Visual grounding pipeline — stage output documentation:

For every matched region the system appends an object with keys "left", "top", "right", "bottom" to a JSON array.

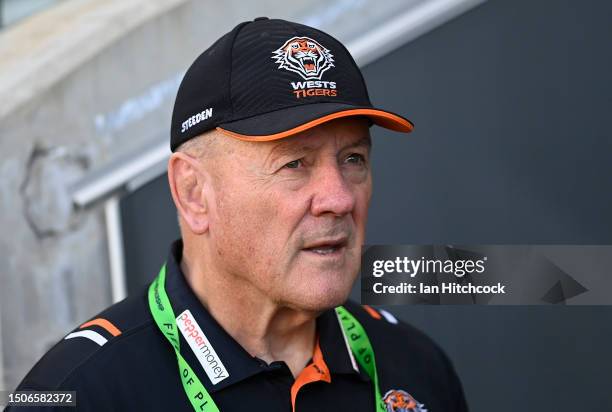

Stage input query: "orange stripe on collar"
[
  {"left": 362, "top": 305, "right": 382, "bottom": 320},
  {"left": 290, "top": 336, "right": 331, "bottom": 412}
]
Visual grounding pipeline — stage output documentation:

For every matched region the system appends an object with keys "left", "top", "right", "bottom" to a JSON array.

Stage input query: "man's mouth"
[{"left": 302, "top": 238, "right": 348, "bottom": 256}]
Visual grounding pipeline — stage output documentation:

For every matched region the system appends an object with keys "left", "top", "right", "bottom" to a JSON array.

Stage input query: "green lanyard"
[{"left": 148, "top": 264, "right": 385, "bottom": 412}]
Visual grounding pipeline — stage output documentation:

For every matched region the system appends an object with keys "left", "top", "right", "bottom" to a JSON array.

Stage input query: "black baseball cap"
[{"left": 170, "top": 17, "right": 413, "bottom": 151}]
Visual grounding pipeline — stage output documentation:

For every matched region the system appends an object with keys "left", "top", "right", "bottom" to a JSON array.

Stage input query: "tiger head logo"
[
  {"left": 271, "top": 36, "right": 334, "bottom": 80},
  {"left": 383, "top": 389, "right": 428, "bottom": 412}
]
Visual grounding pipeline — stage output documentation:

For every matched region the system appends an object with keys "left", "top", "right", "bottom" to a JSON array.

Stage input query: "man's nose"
[{"left": 310, "top": 164, "right": 356, "bottom": 217}]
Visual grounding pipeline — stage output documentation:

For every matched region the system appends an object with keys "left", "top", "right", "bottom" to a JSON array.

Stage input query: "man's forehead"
[{"left": 265, "top": 119, "right": 371, "bottom": 155}]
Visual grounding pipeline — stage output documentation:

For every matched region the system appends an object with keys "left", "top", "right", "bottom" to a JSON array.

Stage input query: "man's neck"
[{"left": 180, "top": 251, "right": 318, "bottom": 378}]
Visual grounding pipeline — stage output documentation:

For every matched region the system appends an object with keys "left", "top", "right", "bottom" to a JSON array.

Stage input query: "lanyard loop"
[
  {"left": 148, "top": 264, "right": 384, "bottom": 411},
  {"left": 149, "top": 265, "right": 220, "bottom": 412},
  {"left": 334, "top": 306, "right": 386, "bottom": 412}
]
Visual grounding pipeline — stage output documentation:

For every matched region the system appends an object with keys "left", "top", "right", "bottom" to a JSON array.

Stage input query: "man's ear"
[{"left": 167, "top": 152, "right": 211, "bottom": 235}]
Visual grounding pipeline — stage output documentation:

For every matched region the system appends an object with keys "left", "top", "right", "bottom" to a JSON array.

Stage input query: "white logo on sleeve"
[{"left": 176, "top": 309, "right": 229, "bottom": 384}]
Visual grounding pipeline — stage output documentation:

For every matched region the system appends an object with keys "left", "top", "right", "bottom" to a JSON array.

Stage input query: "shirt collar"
[{"left": 163, "top": 240, "right": 368, "bottom": 393}]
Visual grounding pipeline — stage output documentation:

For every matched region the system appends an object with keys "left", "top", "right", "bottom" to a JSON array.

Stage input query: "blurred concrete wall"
[{"left": 0, "top": 0, "right": 320, "bottom": 391}]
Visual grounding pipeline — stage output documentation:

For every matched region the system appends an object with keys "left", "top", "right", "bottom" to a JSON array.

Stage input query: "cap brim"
[{"left": 216, "top": 103, "right": 413, "bottom": 141}]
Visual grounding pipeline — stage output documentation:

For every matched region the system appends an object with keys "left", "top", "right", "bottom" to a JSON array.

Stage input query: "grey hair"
[{"left": 175, "top": 129, "right": 224, "bottom": 159}]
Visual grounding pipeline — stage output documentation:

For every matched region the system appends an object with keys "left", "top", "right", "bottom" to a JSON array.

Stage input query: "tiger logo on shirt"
[
  {"left": 271, "top": 36, "right": 334, "bottom": 80},
  {"left": 383, "top": 389, "right": 428, "bottom": 412}
]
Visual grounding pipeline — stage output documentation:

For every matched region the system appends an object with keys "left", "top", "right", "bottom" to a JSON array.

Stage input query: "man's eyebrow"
[
  {"left": 341, "top": 136, "right": 372, "bottom": 151},
  {"left": 265, "top": 142, "right": 316, "bottom": 164},
  {"left": 265, "top": 135, "right": 372, "bottom": 165}
]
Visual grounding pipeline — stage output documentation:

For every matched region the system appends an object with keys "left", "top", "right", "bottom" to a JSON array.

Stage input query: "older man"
[{"left": 7, "top": 18, "right": 467, "bottom": 412}]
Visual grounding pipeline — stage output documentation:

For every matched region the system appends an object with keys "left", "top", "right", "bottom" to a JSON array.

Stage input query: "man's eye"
[
  {"left": 345, "top": 153, "right": 366, "bottom": 165},
  {"left": 284, "top": 159, "right": 302, "bottom": 169}
]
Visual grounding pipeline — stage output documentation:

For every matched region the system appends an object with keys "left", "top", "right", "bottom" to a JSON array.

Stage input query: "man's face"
[{"left": 206, "top": 118, "right": 372, "bottom": 312}]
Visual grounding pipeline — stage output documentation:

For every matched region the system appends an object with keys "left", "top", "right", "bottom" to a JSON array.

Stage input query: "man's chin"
[{"left": 285, "top": 286, "right": 354, "bottom": 313}]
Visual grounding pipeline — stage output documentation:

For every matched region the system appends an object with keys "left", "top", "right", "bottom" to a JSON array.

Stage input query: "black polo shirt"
[{"left": 6, "top": 241, "right": 468, "bottom": 412}]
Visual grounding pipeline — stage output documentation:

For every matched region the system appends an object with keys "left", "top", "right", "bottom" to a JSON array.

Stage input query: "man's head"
[
  {"left": 168, "top": 17, "right": 413, "bottom": 312},
  {"left": 169, "top": 117, "right": 371, "bottom": 311}
]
